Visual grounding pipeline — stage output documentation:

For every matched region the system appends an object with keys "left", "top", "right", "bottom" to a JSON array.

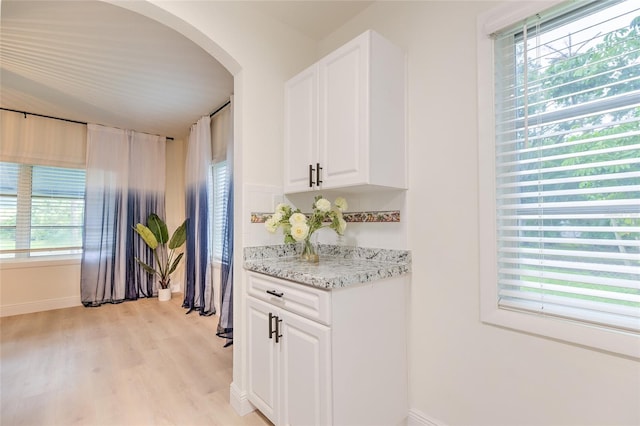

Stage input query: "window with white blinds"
[
  {"left": 0, "top": 162, "right": 85, "bottom": 258},
  {"left": 493, "top": 0, "right": 639, "bottom": 333},
  {"left": 209, "top": 160, "right": 228, "bottom": 261}
]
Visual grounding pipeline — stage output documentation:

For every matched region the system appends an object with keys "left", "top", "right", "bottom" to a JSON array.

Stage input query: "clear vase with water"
[{"left": 301, "top": 233, "right": 319, "bottom": 263}]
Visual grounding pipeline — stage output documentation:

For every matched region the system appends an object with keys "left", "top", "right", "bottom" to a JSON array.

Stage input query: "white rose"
[
  {"left": 272, "top": 211, "right": 283, "bottom": 222},
  {"left": 265, "top": 216, "right": 278, "bottom": 233},
  {"left": 334, "top": 197, "right": 348, "bottom": 212},
  {"left": 289, "top": 212, "right": 307, "bottom": 225},
  {"left": 315, "top": 198, "right": 331, "bottom": 212},
  {"left": 275, "top": 203, "right": 287, "bottom": 214},
  {"left": 290, "top": 222, "right": 309, "bottom": 242}
]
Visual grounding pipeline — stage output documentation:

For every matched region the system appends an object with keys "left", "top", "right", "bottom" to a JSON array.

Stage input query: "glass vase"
[{"left": 301, "top": 234, "right": 319, "bottom": 263}]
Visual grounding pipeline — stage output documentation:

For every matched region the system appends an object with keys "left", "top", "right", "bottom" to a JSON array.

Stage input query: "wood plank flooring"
[{"left": 0, "top": 295, "right": 271, "bottom": 426}]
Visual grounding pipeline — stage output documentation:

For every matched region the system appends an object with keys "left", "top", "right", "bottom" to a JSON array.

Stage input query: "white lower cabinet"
[
  {"left": 247, "top": 297, "right": 279, "bottom": 422},
  {"left": 248, "top": 296, "right": 331, "bottom": 425},
  {"left": 246, "top": 271, "right": 408, "bottom": 426},
  {"left": 281, "top": 305, "right": 333, "bottom": 425}
]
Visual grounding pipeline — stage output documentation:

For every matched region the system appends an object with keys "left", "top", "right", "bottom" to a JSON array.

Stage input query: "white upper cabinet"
[
  {"left": 284, "top": 30, "right": 406, "bottom": 194},
  {"left": 284, "top": 66, "right": 318, "bottom": 191}
]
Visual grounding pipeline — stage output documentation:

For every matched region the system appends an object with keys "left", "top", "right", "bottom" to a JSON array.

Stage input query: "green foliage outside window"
[{"left": 499, "top": 3, "right": 640, "bottom": 317}]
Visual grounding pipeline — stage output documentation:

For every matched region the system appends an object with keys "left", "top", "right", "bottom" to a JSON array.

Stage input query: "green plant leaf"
[
  {"left": 135, "top": 257, "right": 157, "bottom": 276},
  {"left": 168, "top": 252, "right": 184, "bottom": 275},
  {"left": 168, "top": 219, "right": 188, "bottom": 249},
  {"left": 134, "top": 224, "right": 158, "bottom": 249},
  {"left": 147, "top": 213, "right": 169, "bottom": 244}
]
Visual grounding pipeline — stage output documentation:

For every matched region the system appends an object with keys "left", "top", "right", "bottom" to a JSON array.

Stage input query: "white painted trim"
[
  {"left": 407, "top": 409, "right": 446, "bottom": 426},
  {"left": 230, "top": 381, "right": 255, "bottom": 416},
  {"left": 0, "top": 256, "right": 81, "bottom": 270},
  {"left": 477, "top": 1, "right": 640, "bottom": 360},
  {"left": 479, "top": 0, "right": 565, "bottom": 35},
  {"left": 0, "top": 296, "right": 81, "bottom": 317}
]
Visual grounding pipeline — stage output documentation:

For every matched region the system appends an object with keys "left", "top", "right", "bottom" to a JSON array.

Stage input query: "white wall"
[
  {"left": 0, "top": 258, "right": 81, "bottom": 316},
  {"left": 316, "top": 2, "right": 640, "bottom": 425}
]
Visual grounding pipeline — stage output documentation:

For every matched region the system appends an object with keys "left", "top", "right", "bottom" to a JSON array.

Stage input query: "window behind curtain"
[
  {"left": 209, "top": 160, "right": 228, "bottom": 261},
  {"left": 493, "top": 0, "right": 639, "bottom": 332},
  {"left": 0, "top": 162, "right": 85, "bottom": 258}
]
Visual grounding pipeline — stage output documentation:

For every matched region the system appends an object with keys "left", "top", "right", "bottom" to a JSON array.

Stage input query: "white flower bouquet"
[{"left": 265, "top": 195, "right": 348, "bottom": 260}]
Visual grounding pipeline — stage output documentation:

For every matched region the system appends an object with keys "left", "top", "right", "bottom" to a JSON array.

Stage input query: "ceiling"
[
  {"left": 0, "top": 1, "right": 372, "bottom": 140},
  {"left": 246, "top": 1, "right": 373, "bottom": 40}
]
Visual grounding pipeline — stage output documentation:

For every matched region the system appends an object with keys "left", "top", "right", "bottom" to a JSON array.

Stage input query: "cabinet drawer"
[{"left": 247, "top": 272, "right": 331, "bottom": 325}]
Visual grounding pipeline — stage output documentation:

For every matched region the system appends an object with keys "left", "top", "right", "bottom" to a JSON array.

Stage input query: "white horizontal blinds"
[
  {"left": 210, "top": 161, "right": 228, "bottom": 261},
  {"left": 0, "top": 163, "right": 20, "bottom": 255},
  {"left": 31, "top": 165, "right": 85, "bottom": 255},
  {"left": 0, "top": 162, "right": 85, "bottom": 258},
  {"left": 494, "top": 0, "right": 640, "bottom": 332}
]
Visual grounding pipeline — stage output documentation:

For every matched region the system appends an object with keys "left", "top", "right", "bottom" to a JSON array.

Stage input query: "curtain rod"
[
  {"left": 0, "top": 107, "right": 174, "bottom": 141},
  {"left": 210, "top": 100, "right": 231, "bottom": 118}
]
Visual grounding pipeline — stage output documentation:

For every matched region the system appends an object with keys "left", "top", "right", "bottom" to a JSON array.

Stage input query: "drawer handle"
[{"left": 266, "top": 290, "right": 284, "bottom": 298}]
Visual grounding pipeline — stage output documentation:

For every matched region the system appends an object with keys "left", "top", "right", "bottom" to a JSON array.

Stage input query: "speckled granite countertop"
[{"left": 243, "top": 244, "right": 411, "bottom": 289}]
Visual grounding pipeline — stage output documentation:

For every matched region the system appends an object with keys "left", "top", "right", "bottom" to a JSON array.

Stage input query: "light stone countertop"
[{"left": 243, "top": 244, "right": 411, "bottom": 289}]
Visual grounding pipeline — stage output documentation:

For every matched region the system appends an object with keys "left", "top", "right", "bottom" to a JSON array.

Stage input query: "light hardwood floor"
[{"left": 0, "top": 295, "right": 272, "bottom": 426}]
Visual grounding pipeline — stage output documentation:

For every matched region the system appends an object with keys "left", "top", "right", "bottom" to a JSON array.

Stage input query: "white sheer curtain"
[
  {"left": 214, "top": 103, "right": 234, "bottom": 346},
  {"left": 81, "top": 124, "right": 165, "bottom": 306},
  {"left": 183, "top": 115, "right": 215, "bottom": 315}
]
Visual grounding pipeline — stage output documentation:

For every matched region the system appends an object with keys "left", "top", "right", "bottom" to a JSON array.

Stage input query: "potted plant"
[{"left": 134, "top": 213, "right": 187, "bottom": 301}]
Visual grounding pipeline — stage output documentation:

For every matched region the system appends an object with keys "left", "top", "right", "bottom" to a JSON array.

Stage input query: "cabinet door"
[
  {"left": 247, "top": 297, "right": 279, "bottom": 425},
  {"left": 284, "top": 65, "right": 318, "bottom": 193},
  {"left": 279, "top": 311, "right": 331, "bottom": 426},
  {"left": 318, "top": 33, "right": 369, "bottom": 189}
]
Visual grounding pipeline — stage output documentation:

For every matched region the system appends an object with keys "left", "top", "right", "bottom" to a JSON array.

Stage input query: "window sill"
[
  {"left": 0, "top": 255, "right": 81, "bottom": 270},
  {"left": 482, "top": 306, "right": 640, "bottom": 360}
]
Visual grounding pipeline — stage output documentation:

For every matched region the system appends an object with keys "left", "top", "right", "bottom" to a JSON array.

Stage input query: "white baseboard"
[
  {"left": 230, "top": 382, "right": 255, "bottom": 416},
  {"left": 408, "top": 409, "right": 446, "bottom": 426},
  {"left": 229, "top": 387, "right": 441, "bottom": 425},
  {"left": 0, "top": 296, "right": 81, "bottom": 317}
]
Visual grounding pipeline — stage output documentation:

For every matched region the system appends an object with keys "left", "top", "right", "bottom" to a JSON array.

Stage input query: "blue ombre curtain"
[
  {"left": 213, "top": 103, "right": 234, "bottom": 346},
  {"left": 81, "top": 124, "right": 165, "bottom": 306},
  {"left": 183, "top": 115, "right": 215, "bottom": 315},
  {"left": 126, "top": 132, "right": 166, "bottom": 299}
]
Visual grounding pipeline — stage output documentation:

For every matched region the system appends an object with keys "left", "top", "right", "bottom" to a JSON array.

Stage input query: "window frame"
[
  {"left": 477, "top": 0, "right": 640, "bottom": 359},
  {"left": 0, "top": 162, "right": 85, "bottom": 259}
]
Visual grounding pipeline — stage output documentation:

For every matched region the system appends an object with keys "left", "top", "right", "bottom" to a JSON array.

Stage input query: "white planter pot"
[{"left": 158, "top": 287, "right": 172, "bottom": 302}]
